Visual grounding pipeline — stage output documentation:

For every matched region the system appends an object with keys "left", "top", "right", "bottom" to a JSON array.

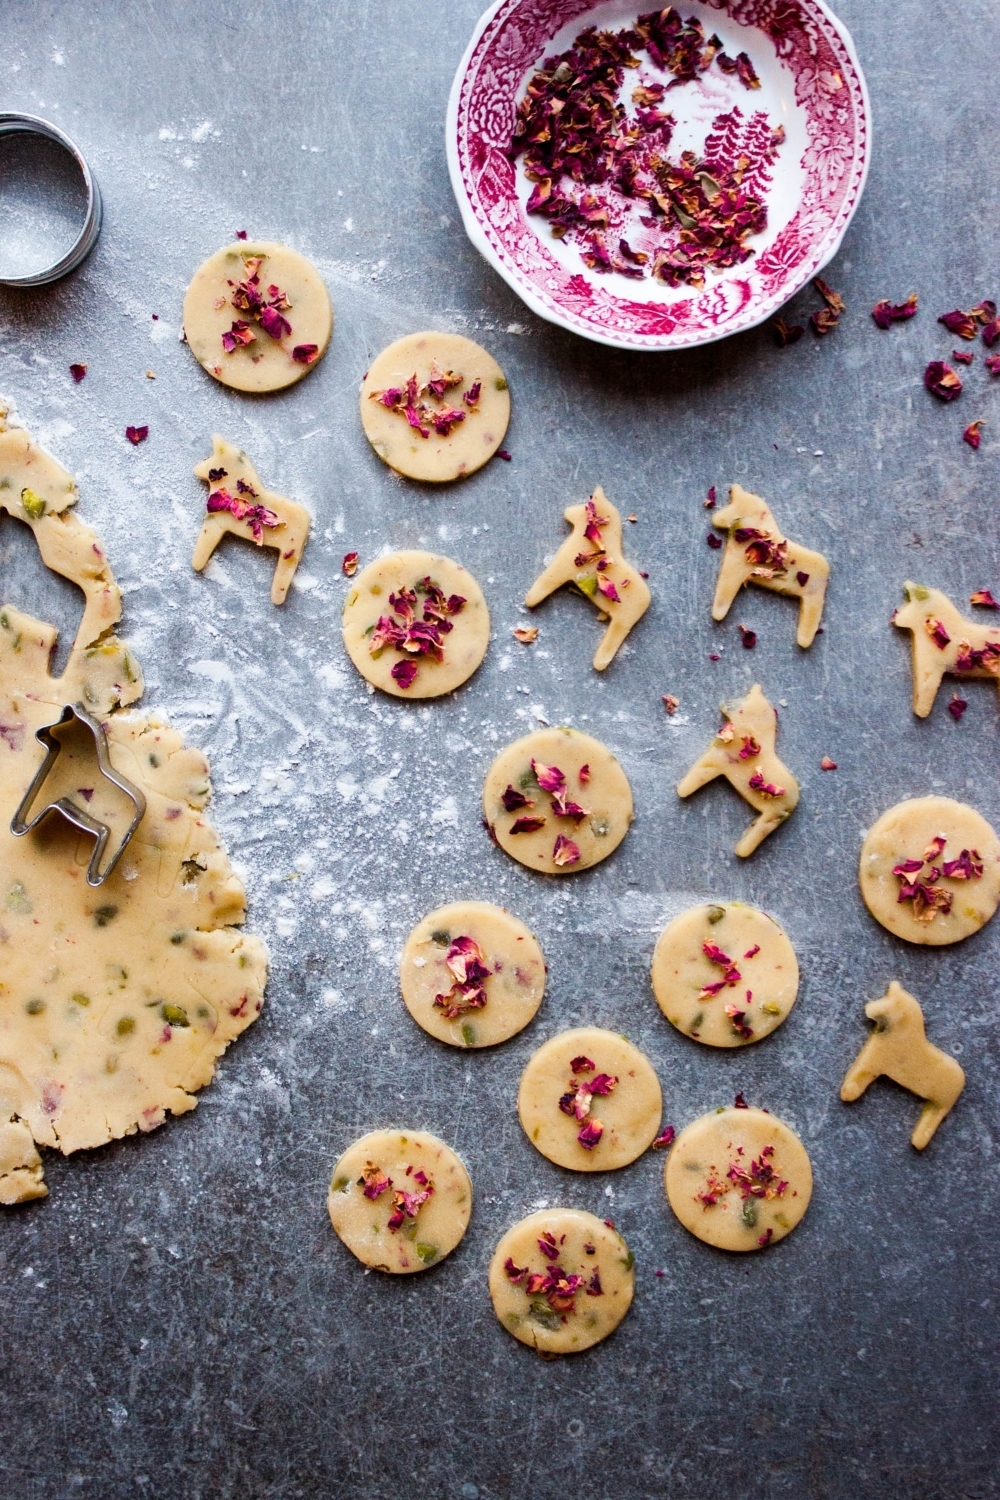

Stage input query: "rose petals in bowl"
[{"left": 447, "top": 0, "right": 871, "bottom": 351}]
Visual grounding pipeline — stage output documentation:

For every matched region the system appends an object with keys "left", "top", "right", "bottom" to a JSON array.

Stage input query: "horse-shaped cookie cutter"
[{"left": 10, "top": 703, "right": 146, "bottom": 886}]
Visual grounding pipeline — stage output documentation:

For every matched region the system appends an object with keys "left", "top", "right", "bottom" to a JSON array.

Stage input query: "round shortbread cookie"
[
  {"left": 400, "top": 901, "right": 546, "bottom": 1049},
  {"left": 859, "top": 796, "right": 1000, "bottom": 946},
  {"left": 183, "top": 241, "right": 332, "bottom": 392},
  {"left": 664, "top": 1105, "right": 812, "bottom": 1252},
  {"left": 327, "top": 1128, "right": 472, "bottom": 1274},
  {"left": 342, "top": 551, "right": 489, "bottom": 698},
  {"left": 360, "top": 332, "right": 509, "bottom": 482},
  {"left": 488, "top": 1209, "right": 635, "bottom": 1355},
  {"left": 651, "top": 902, "right": 798, "bottom": 1048},
  {"left": 517, "top": 1027, "right": 662, "bottom": 1171},
  {"left": 483, "top": 726, "right": 632, "bottom": 874}
]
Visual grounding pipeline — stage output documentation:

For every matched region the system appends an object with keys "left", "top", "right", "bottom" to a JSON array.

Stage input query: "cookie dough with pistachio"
[
  {"left": 342, "top": 550, "right": 489, "bottom": 698},
  {"left": 518, "top": 1027, "right": 662, "bottom": 1170},
  {"left": 859, "top": 796, "right": 1000, "bottom": 945},
  {"left": 400, "top": 901, "right": 546, "bottom": 1048},
  {"left": 327, "top": 1129, "right": 472, "bottom": 1273},
  {"left": 360, "top": 332, "right": 510, "bottom": 482},
  {"left": 0, "top": 408, "right": 268, "bottom": 1205},
  {"left": 651, "top": 902, "right": 798, "bottom": 1047},
  {"left": 183, "top": 241, "right": 332, "bottom": 393},
  {"left": 483, "top": 726, "right": 633, "bottom": 874},
  {"left": 489, "top": 1208, "right": 635, "bottom": 1354},
  {"left": 664, "top": 1104, "right": 812, "bottom": 1252},
  {"left": 192, "top": 435, "right": 310, "bottom": 606}
]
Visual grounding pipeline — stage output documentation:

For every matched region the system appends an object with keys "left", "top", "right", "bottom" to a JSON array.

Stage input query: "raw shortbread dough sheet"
[
  {"left": 342, "top": 550, "right": 489, "bottom": 698},
  {"left": 327, "top": 1128, "right": 472, "bottom": 1273},
  {"left": 489, "top": 1208, "right": 635, "bottom": 1354},
  {"left": 651, "top": 902, "right": 798, "bottom": 1047},
  {"left": 0, "top": 407, "right": 267, "bottom": 1204},
  {"left": 664, "top": 1105, "right": 812, "bottom": 1252},
  {"left": 483, "top": 726, "right": 633, "bottom": 874},
  {"left": 517, "top": 1027, "right": 661, "bottom": 1171},
  {"left": 183, "top": 241, "right": 332, "bottom": 393},
  {"left": 399, "top": 901, "right": 545, "bottom": 1048},
  {"left": 859, "top": 796, "right": 1000, "bottom": 945},
  {"left": 360, "top": 332, "right": 509, "bottom": 483}
]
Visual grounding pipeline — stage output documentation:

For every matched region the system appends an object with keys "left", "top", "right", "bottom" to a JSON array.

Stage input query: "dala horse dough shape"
[
  {"left": 524, "top": 488, "right": 650, "bottom": 670},
  {"left": 892, "top": 581, "right": 1000, "bottom": 716},
  {"left": 193, "top": 436, "right": 310, "bottom": 606},
  {"left": 840, "top": 981, "right": 965, "bottom": 1149},
  {"left": 710, "top": 484, "right": 829, "bottom": 647},
  {"left": 677, "top": 683, "right": 799, "bottom": 857}
]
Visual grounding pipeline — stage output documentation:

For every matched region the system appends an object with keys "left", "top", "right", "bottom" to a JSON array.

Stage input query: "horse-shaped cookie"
[
  {"left": 840, "top": 982, "right": 965, "bottom": 1149},
  {"left": 710, "top": 484, "right": 829, "bottom": 647},
  {"left": 524, "top": 488, "right": 650, "bottom": 670},
  {"left": 892, "top": 581, "right": 1000, "bottom": 716},
  {"left": 677, "top": 683, "right": 799, "bottom": 857},
  {"left": 193, "top": 436, "right": 310, "bottom": 605}
]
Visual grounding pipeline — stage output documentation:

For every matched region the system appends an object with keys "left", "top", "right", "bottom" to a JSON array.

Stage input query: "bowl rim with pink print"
[{"left": 446, "top": 0, "right": 871, "bottom": 351}]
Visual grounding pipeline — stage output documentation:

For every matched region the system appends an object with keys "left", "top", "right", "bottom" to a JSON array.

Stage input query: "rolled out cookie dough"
[
  {"left": 518, "top": 1027, "right": 662, "bottom": 1171},
  {"left": 342, "top": 550, "right": 489, "bottom": 698},
  {"left": 400, "top": 901, "right": 546, "bottom": 1048},
  {"left": 483, "top": 726, "right": 633, "bottom": 874},
  {"left": 183, "top": 241, "right": 332, "bottom": 393},
  {"left": 665, "top": 1105, "right": 812, "bottom": 1252},
  {"left": 193, "top": 435, "right": 310, "bottom": 606},
  {"left": 359, "top": 332, "right": 510, "bottom": 482},
  {"left": 327, "top": 1128, "right": 472, "bottom": 1273},
  {"left": 0, "top": 406, "right": 268, "bottom": 1205},
  {"left": 489, "top": 1208, "right": 635, "bottom": 1355},
  {"left": 892, "top": 581, "right": 1000, "bottom": 718},
  {"left": 651, "top": 902, "right": 798, "bottom": 1047},
  {"left": 859, "top": 796, "right": 1000, "bottom": 946}
]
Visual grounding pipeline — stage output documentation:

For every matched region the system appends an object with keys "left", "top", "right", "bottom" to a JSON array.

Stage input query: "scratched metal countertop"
[{"left": 1, "top": 3, "right": 998, "bottom": 1498}]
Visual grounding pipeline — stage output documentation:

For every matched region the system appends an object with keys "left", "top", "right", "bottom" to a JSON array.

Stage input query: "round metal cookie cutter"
[{"left": 0, "top": 113, "right": 102, "bottom": 286}]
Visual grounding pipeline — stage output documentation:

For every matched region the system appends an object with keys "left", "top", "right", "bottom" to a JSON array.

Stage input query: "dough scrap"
[
  {"left": 664, "top": 1105, "right": 812, "bottom": 1252},
  {"left": 840, "top": 982, "right": 965, "bottom": 1149},
  {"left": 859, "top": 796, "right": 1000, "bottom": 946},
  {"left": 183, "top": 241, "right": 332, "bottom": 393},
  {"left": 0, "top": 409, "right": 267, "bottom": 1204},
  {"left": 359, "top": 332, "right": 510, "bottom": 482},
  {"left": 517, "top": 1027, "right": 661, "bottom": 1171},
  {"left": 342, "top": 550, "right": 489, "bottom": 698},
  {"left": 399, "top": 901, "right": 545, "bottom": 1049},
  {"left": 488, "top": 1208, "right": 635, "bottom": 1355},
  {"left": 524, "top": 488, "right": 651, "bottom": 670},
  {"left": 192, "top": 435, "right": 310, "bottom": 606},
  {"left": 677, "top": 683, "right": 799, "bottom": 857},
  {"left": 710, "top": 484, "right": 829, "bottom": 647},
  {"left": 327, "top": 1128, "right": 472, "bottom": 1273},
  {"left": 892, "top": 581, "right": 1000, "bottom": 717},
  {"left": 483, "top": 726, "right": 633, "bottom": 874},
  {"left": 651, "top": 902, "right": 798, "bottom": 1047}
]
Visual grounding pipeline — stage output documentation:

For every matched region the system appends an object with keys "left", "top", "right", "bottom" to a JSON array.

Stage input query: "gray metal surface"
[{"left": 0, "top": 3, "right": 997, "bottom": 1497}]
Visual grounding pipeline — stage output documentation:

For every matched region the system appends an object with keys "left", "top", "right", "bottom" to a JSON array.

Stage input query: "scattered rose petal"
[
  {"left": 758, "top": 1228, "right": 773, "bottom": 1248},
  {"left": 738, "top": 624, "right": 756, "bottom": 649},
  {"left": 820, "top": 756, "right": 837, "bottom": 770},
  {"left": 577, "top": 1119, "right": 604, "bottom": 1149},
  {"left": 651, "top": 1125, "right": 676, "bottom": 1149},
  {"left": 948, "top": 695, "right": 968, "bottom": 722},
  {"left": 497, "top": 449, "right": 512, "bottom": 461},
  {"left": 235, "top": 229, "right": 248, "bottom": 240},
  {"left": 342, "top": 551, "right": 359, "bottom": 577},
  {"left": 734, "top": 1092, "right": 749, "bottom": 1108},
  {"left": 707, "top": 533, "right": 723, "bottom": 550},
  {"left": 813, "top": 277, "right": 845, "bottom": 315},
  {"left": 938, "top": 309, "right": 978, "bottom": 340},
  {"left": 810, "top": 307, "right": 839, "bottom": 336},
  {"left": 953, "top": 349, "right": 974, "bottom": 365},
  {"left": 513, "top": 626, "right": 538, "bottom": 644},
  {"left": 502, "top": 785, "right": 533, "bottom": 812},
  {"left": 924, "top": 361, "right": 962, "bottom": 401},
  {"left": 292, "top": 344, "right": 320, "bottom": 364},
  {"left": 69, "top": 362, "right": 87, "bottom": 382},
  {"left": 772, "top": 317, "right": 803, "bottom": 347},
  {"left": 663, "top": 694, "right": 679, "bottom": 715},
  {"left": 982, "top": 318, "right": 1000, "bottom": 348},
  {"left": 531, "top": 759, "right": 566, "bottom": 794},
  {"left": 871, "top": 294, "right": 917, "bottom": 329},
  {"left": 553, "top": 834, "right": 581, "bottom": 867},
  {"left": 390, "top": 659, "right": 418, "bottom": 690},
  {"left": 963, "top": 420, "right": 984, "bottom": 450},
  {"left": 748, "top": 771, "right": 784, "bottom": 797},
  {"left": 986, "top": 355, "right": 1000, "bottom": 376},
  {"left": 704, "top": 486, "right": 716, "bottom": 508},
  {"left": 596, "top": 575, "right": 621, "bottom": 602},
  {"left": 510, "top": 815, "right": 546, "bottom": 834},
  {"left": 125, "top": 425, "right": 148, "bottom": 445},
  {"left": 735, "top": 51, "right": 761, "bottom": 89},
  {"left": 578, "top": 765, "right": 590, "bottom": 784},
  {"left": 709, "top": 651, "right": 720, "bottom": 661},
  {"left": 970, "top": 589, "right": 1000, "bottom": 608}
]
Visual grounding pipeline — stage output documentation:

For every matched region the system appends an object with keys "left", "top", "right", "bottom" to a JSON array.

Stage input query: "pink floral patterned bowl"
[{"left": 447, "top": 0, "right": 870, "bottom": 350}]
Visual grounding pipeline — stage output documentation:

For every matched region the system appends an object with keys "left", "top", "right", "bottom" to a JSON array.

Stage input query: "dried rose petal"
[
  {"left": 596, "top": 576, "right": 621, "bottom": 603},
  {"left": 69, "top": 362, "right": 87, "bottom": 382},
  {"left": 504, "top": 1256, "right": 528, "bottom": 1283},
  {"left": 663, "top": 694, "right": 679, "bottom": 715},
  {"left": 502, "top": 785, "right": 533, "bottom": 813},
  {"left": 651, "top": 1125, "right": 676, "bottom": 1149},
  {"left": 948, "top": 695, "right": 968, "bottom": 722},
  {"left": 531, "top": 759, "right": 566, "bottom": 795},
  {"left": 970, "top": 589, "right": 1000, "bottom": 608},
  {"left": 510, "top": 815, "right": 546, "bottom": 834},
  {"left": 953, "top": 350, "right": 974, "bottom": 365},
  {"left": 704, "top": 486, "right": 717, "bottom": 509},
  {"left": 292, "top": 344, "right": 320, "bottom": 364},
  {"left": 552, "top": 834, "right": 581, "bottom": 867},
  {"left": 359, "top": 1162, "right": 392, "bottom": 1200},
  {"left": 738, "top": 624, "right": 756, "bottom": 649},
  {"left": 987, "top": 356, "right": 1000, "bottom": 376},
  {"left": 578, "top": 765, "right": 591, "bottom": 785},
  {"left": 707, "top": 533, "right": 723, "bottom": 550},
  {"left": 734, "top": 1092, "right": 749, "bottom": 1108},
  {"left": 497, "top": 449, "right": 512, "bottom": 461},
  {"left": 820, "top": 756, "right": 837, "bottom": 770},
  {"left": 570, "top": 1056, "right": 595, "bottom": 1073},
  {"left": 259, "top": 304, "right": 291, "bottom": 340},
  {"left": 748, "top": 771, "right": 785, "bottom": 797},
  {"left": 924, "top": 361, "right": 962, "bottom": 401},
  {"left": 342, "top": 551, "right": 359, "bottom": 577},
  {"left": 511, "top": 625, "right": 539, "bottom": 647},
  {"left": 942, "top": 848, "right": 984, "bottom": 880},
  {"left": 221, "top": 320, "right": 256, "bottom": 353},
  {"left": 735, "top": 51, "right": 761, "bottom": 89},
  {"left": 758, "top": 1228, "right": 773, "bottom": 1248},
  {"left": 925, "top": 617, "right": 951, "bottom": 649},
  {"left": 963, "top": 420, "right": 984, "bottom": 450},
  {"left": 871, "top": 294, "right": 917, "bottom": 329},
  {"left": 810, "top": 307, "right": 839, "bottom": 336},
  {"left": 577, "top": 1119, "right": 604, "bottom": 1149},
  {"left": 938, "top": 309, "right": 978, "bottom": 340},
  {"left": 125, "top": 425, "right": 149, "bottom": 445},
  {"left": 463, "top": 379, "right": 482, "bottom": 408},
  {"left": 982, "top": 318, "right": 1000, "bottom": 348},
  {"left": 235, "top": 229, "right": 248, "bottom": 240},
  {"left": 813, "top": 277, "right": 845, "bottom": 315},
  {"left": 772, "top": 318, "right": 804, "bottom": 347},
  {"left": 390, "top": 659, "right": 419, "bottom": 690},
  {"left": 586, "top": 1269, "right": 603, "bottom": 1296}
]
